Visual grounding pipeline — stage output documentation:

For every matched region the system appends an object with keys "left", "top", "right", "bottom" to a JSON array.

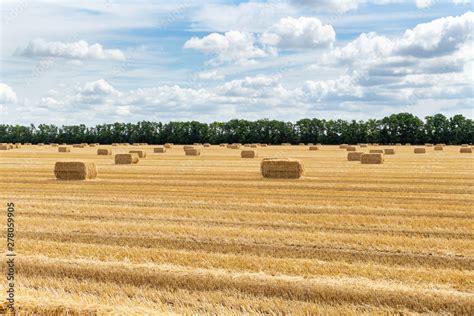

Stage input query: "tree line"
[{"left": 0, "top": 113, "right": 472, "bottom": 145}]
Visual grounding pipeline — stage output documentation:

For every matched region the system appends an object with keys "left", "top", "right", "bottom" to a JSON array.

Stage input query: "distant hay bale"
[
  {"left": 58, "top": 147, "right": 70, "bottom": 153},
  {"left": 54, "top": 161, "right": 97, "bottom": 180},
  {"left": 461, "top": 144, "right": 469, "bottom": 147},
  {"left": 244, "top": 144, "right": 251, "bottom": 147},
  {"left": 372, "top": 143, "right": 379, "bottom": 146},
  {"left": 73, "top": 144, "right": 84, "bottom": 148},
  {"left": 112, "top": 143, "right": 118, "bottom": 146},
  {"left": 183, "top": 145, "right": 194, "bottom": 151},
  {"left": 50, "top": 143, "right": 58, "bottom": 147},
  {"left": 38, "top": 143, "right": 44, "bottom": 146},
  {"left": 132, "top": 143, "right": 140, "bottom": 146},
  {"left": 219, "top": 143, "right": 227, "bottom": 147},
  {"left": 395, "top": 143, "right": 402, "bottom": 146},
  {"left": 309, "top": 146, "right": 319, "bottom": 151},
  {"left": 346, "top": 146, "right": 357, "bottom": 152},
  {"left": 14, "top": 143, "right": 21, "bottom": 149},
  {"left": 154, "top": 147, "right": 166, "bottom": 153},
  {"left": 185, "top": 148, "right": 201, "bottom": 156},
  {"left": 229, "top": 144, "right": 240, "bottom": 149},
  {"left": 384, "top": 148, "right": 395, "bottom": 155},
  {"left": 193, "top": 143, "right": 202, "bottom": 146},
  {"left": 115, "top": 154, "right": 139, "bottom": 164},
  {"left": 204, "top": 143, "right": 211, "bottom": 147},
  {"left": 129, "top": 150, "right": 146, "bottom": 158},
  {"left": 434, "top": 145, "right": 443, "bottom": 151},
  {"left": 369, "top": 149, "right": 384, "bottom": 154},
  {"left": 316, "top": 143, "right": 322, "bottom": 146},
  {"left": 261, "top": 158, "right": 304, "bottom": 179},
  {"left": 260, "top": 144, "right": 268, "bottom": 147},
  {"left": 460, "top": 147, "right": 472, "bottom": 153},
  {"left": 347, "top": 152, "right": 364, "bottom": 161},
  {"left": 405, "top": 143, "right": 411, "bottom": 146},
  {"left": 0, "top": 145, "right": 9, "bottom": 150},
  {"left": 250, "top": 144, "right": 258, "bottom": 148},
  {"left": 299, "top": 143, "right": 305, "bottom": 146},
  {"left": 281, "top": 143, "right": 291, "bottom": 146},
  {"left": 361, "top": 153, "right": 384, "bottom": 164},
  {"left": 414, "top": 148, "right": 426, "bottom": 154},
  {"left": 97, "top": 148, "right": 112, "bottom": 155},
  {"left": 360, "top": 144, "right": 368, "bottom": 148},
  {"left": 425, "top": 143, "right": 433, "bottom": 147},
  {"left": 164, "top": 143, "right": 173, "bottom": 148},
  {"left": 241, "top": 150, "right": 258, "bottom": 158},
  {"left": 339, "top": 144, "right": 348, "bottom": 149}
]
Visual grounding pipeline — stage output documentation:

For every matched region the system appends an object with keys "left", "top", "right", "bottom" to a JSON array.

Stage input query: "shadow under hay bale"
[
  {"left": 129, "top": 150, "right": 146, "bottom": 158},
  {"left": 361, "top": 153, "right": 384, "bottom": 164},
  {"left": 414, "top": 148, "right": 426, "bottom": 154},
  {"left": 54, "top": 161, "right": 97, "bottom": 180},
  {"left": 241, "top": 150, "right": 258, "bottom": 158},
  {"left": 154, "top": 147, "right": 166, "bottom": 153},
  {"left": 261, "top": 158, "right": 304, "bottom": 179},
  {"left": 347, "top": 152, "right": 363, "bottom": 161},
  {"left": 115, "top": 154, "right": 139, "bottom": 164},
  {"left": 58, "top": 147, "right": 70, "bottom": 153},
  {"left": 97, "top": 148, "right": 112, "bottom": 155}
]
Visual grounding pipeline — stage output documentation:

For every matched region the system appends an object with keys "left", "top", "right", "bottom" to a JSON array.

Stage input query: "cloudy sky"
[{"left": 0, "top": 0, "right": 472, "bottom": 125}]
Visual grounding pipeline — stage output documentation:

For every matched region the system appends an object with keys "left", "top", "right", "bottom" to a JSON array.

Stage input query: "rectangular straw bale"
[
  {"left": 261, "top": 158, "right": 304, "bottom": 179},
  {"left": 261, "top": 144, "right": 268, "bottom": 147},
  {"left": 434, "top": 145, "right": 443, "bottom": 151},
  {"left": 183, "top": 145, "right": 194, "bottom": 151},
  {"left": 425, "top": 143, "right": 433, "bottom": 147},
  {"left": 309, "top": 146, "right": 319, "bottom": 151},
  {"left": 229, "top": 144, "right": 240, "bottom": 149},
  {"left": 54, "top": 161, "right": 97, "bottom": 180},
  {"left": 185, "top": 148, "right": 201, "bottom": 156},
  {"left": 369, "top": 149, "right": 384, "bottom": 154},
  {"left": 58, "top": 147, "right": 70, "bottom": 153},
  {"left": 359, "top": 144, "right": 368, "bottom": 148},
  {"left": 38, "top": 143, "right": 44, "bottom": 146},
  {"left": 339, "top": 144, "right": 348, "bottom": 149},
  {"left": 460, "top": 147, "right": 472, "bottom": 153},
  {"left": 347, "top": 152, "right": 363, "bottom": 161},
  {"left": 461, "top": 144, "right": 468, "bottom": 147},
  {"left": 0, "top": 145, "right": 9, "bottom": 150},
  {"left": 97, "top": 148, "right": 112, "bottom": 155},
  {"left": 129, "top": 150, "right": 146, "bottom": 158},
  {"left": 281, "top": 143, "right": 291, "bottom": 146},
  {"left": 361, "top": 153, "right": 384, "bottom": 164},
  {"left": 14, "top": 143, "right": 21, "bottom": 148},
  {"left": 50, "top": 143, "right": 58, "bottom": 147},
  {"left": 115, "top": 153, "right": 139, "bottom": 164},
  {"left": 250, "top": 144, "right": 258, "bottom": 148},
  {"left": 241, "top": 150, "right": 258, "bottom": 158},
  {"left": 219, "top": 143, "right": 227, "bottom": 147},
  {"left": 346, "top": 146, "right": 357, "bottom": 152},
  {"left": 154, "top": 147, "right": 166, "bottom": 153},
  {"left": 73, "top": 144, "right": 84, "bottom": 148},
  {"left": 203, "top": 143, "right": 211, "bottom": 147},
  {"left": 112, "top": 143, "right": 118, "bottom": 146},
  {"left": 164, "top": 143, "right": 173, "bottom": 148},
  {"left": 384, "top": 148, "right": 395, "bottom": 155},
  {"left": 414, "top": 148, "right": 426, "bottom": 154},
  {"left": 395, "top": 143, "right": 402, "bottom": 146}
]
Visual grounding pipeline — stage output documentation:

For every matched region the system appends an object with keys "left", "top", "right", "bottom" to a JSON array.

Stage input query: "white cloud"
[
  {"left": 260, "top": 17, "right": 335, "bottom": 49},
  {"left": 196, "top": 70, "right": 225, "bottom": 81},
  {"left": 0, "top": 83, "right": 17, "bottom": 104},
  {"left": 17, "top": 38, "right": 126, "bottom": 61},
  {"left": 415, "top": 0, "right": 434, "bottom": 9},
  {"left": 184, "top": 31, "right": 271, "bottom": 65}
]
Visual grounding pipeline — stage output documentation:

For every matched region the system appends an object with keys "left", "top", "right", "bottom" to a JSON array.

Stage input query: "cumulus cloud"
[
  {"left": 196, "top": 70, "right": 225, "bottom": 81},
  {"left": 17, "top": 38, "right": 126, "bottom": 61},
  {"left": 0, "top": 83, "right": 17, "bottom": 104},
  {"left": 184, "top": 31, "right": 271, "bottom": 65},
  {"left": 260, "top": 17, "right": 335, "bottom": 49},
  {"left": 415, "top": 0, "right": 434, "bottom": 9}
]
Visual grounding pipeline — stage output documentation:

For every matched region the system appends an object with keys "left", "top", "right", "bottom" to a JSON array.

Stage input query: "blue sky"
[{"left": 0, "top": 0, "right": 472, "bottom": 124}]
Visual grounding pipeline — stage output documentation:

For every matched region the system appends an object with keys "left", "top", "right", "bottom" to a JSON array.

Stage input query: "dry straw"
[
  {"left": 165, "top": 143, "right": 173, "bottom": 148},
  {"left": 129, "top": 150, "right": 146, "bottom": 158},
  {"left": 14, "top": 143, "right": 21, "bottom": 149},
  {"left": 414, "top": 148, "right": 426, "bottom": 154},
  {"left": 281, "top": 143, "right": 291, "bottom": 146},
  {"left": 425, "top": 143, "right": 433, "bottom": 147},
  {"left": 38, "top": 143, "right": 44, "bottom": 146},
  {"left": 241, "top": 150, "right": 258, "bottom": 158},
  {"left": 0, "top": 145, "right": 9, "bottom": 150},
  {"left": 115, "top": 153, "right": 139, "bottom": 164},
  {"left": 361, "top": 153, "right": 384, "bottom": 164},
  {"left": 97, "top": 148, "right": 112, "bottom": 155},
  {"left": 309, "top": 146, "right": 319, "bottom": 151},
  {"left": 360, "top": 144, "right": 368, "bottom": 147},
  {"left": 183, "top": 145, "right": 194, "bottom": 151},
  {"left": 58, "top": 147, "right": 70, "bottom": 153},
  {"left": 250, "top": 144, "right": 258, "bottom": 148},
  {"left": 54, "top": 161, "right": 97, "bottom": 180},
  {"left": 346, "top": 146, "right": 357, "bottom": 152},
  {"left": 154, "top": 147, "right": 166, "bottom": 153},
  {"left": 230, "top": 144, "right": 240, "bottom": 149},
  {"left": 261, "top": 144, "right": 268, "bottom": 147},
  {"left": 50, "top": 143, "right": 58, "bottom": 147},
  {"left": 73, "top": 144, "right": 84, "bottom": 148},
  {"left": 370, "top": 149, "right": 384, "bottom": 154},
  {"left": 339, "top": 144, "right": 348, "bottom": 149},
  {"left": 185, "top": 148, "right": 201, "bottom": 156},
  {"left": 261, "top": 158, "right": 304, "bottom": 179},
  {"left": 434, "top": 145, "right": 443, "bottom": 151},
  {"left": 204, "top": 143, "right": 211, "bottom": 147},
  {"left": 347, "top": 152, "right": 364, "bottom": 161},
  {"left": 460, "top": 147, "right": 472, "bottom": 153},
  {"left": 384, "top": 149, "right": 395, "bottom": 155}
]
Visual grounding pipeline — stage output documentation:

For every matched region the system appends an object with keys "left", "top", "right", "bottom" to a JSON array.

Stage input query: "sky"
[{"left": 0, "top": 0, "right": 472, "bottom": 125}]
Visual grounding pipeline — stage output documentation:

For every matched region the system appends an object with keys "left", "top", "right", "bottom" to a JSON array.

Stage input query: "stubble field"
[{"left": 0, "top": 144, "right": 473, "bottom": 315}]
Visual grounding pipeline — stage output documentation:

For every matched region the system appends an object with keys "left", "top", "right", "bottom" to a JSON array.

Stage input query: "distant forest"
[{"left": 1, "top": 113, "right": 472, "bottom": 145}]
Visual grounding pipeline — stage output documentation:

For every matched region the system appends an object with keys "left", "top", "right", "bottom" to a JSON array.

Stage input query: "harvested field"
[{"left": 0, "top": 144, "right": 473, "bottom": 314}]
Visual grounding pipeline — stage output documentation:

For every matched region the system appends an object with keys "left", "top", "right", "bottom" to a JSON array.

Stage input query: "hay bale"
[
  {"left": 369, "top": 149, "right": 384, "bottom": 154},
  {"left": 360, "top": 144, "right": 368, "bottom": 148},
  {"left": 434, "top": 145, "right": 443, "bottom": 151},
  {"left": 250, "top": 144, "right": 258, "bottom": 148},
  {"left": 384, "top": 148, "right": 395, "bottom": 155},
  {"left": 460, "top": 147, "right": 472, "bottom": 153},
  {"left": 461, "top": 144, "right": 469, "bottom": 147},
  {"left": 229, "top": 144, "right": 240, "bottom": 149},
  {"left": 14, "top": 143, "right": 21, "bottom": 149},
  {"left": 299, "top": 143, "right": 305, "bottom": 146},
  {"left": 97, "top": 148, "right": 112, "bottom": 155},
  {"left": 115, "top": 154, "right": 139, "bottom": 164},
  {"left": 347, "top": 152, "right": 364, "bottom": 161},
  {"left": 58, "top": 147, "right": 70, "bottom": 153},
  {"left": 309, "top": 146, "right": 319, "bottom": 151},
  {"left": 361, "top": 153, "right": 384, "bottom": 164},
  {"left": 193, "top": 143, "right": 202, "bottom": 146},
  {"left": 165, "top": 143, "right": 173, "bottom": 148},
  {"left": 73, "top": 144, "right": 84, "bottom": 148},
  {"left": 129, "top": 150, "right": 146, "bottom": 158},
  {"left": 405, "top": 143, "right": 411, "bottom": 146},
  {"left": 425, "top": 143, "right": 433, "bottom": 147},
  {"left": 185, "top": 148, "right": 201, "bottom": 156},
  {"left": 132, "top": 143, "right": 140, "bottom": 146},
  {"left": 414, "top": 148, "right": 426, "bottom": 154},
  {"left": 395, "top": 143, "right": 402, "bottom": 146},
  {"left": 339, "top": 144, "right": 348, "bottom": 149},
  {"left": 50, "top": 143, "right": 58, "bottom": 147},
  {"left": 112, "top": 143, "right": 118, "bottom": 146},
  {"left": 154, "top": 147, "right": 166, "bottom": 153},
  {"left": 204, "top": 143, "right": 211, "bottom": 147},
  {"left": 241, "top": 150, "right": 258, "bottom": 158},
  {"left": 261, "top": 158, "right": 304, "bottom": 179},
  {"left": 346, "top": 146, "right": 357, "bottom": 152},
  {"left": 38, "top": 143, "right": 44, "bottom": 146},
  {"left": 54, "top": 161, "right": 97, "bottom": 180},
  {"left": 281, "top": 143, "right": 291, "bottom": 146},
  {"left": 183, "top": 145, "right": 194, "bottom": 151},
  {"left": 260, "top": 144, "right": 268, "bottom": 147},
  {"left": 219, "top": 143, "right": 227, "bottom": 147},
  {"left": 0, "top": 145, "right": 9, "bottom": 150}
]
